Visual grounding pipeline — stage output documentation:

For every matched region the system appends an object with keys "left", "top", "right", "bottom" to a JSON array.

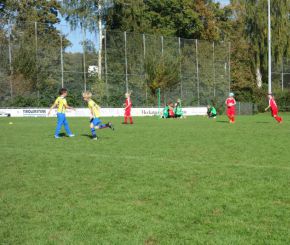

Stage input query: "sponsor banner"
[{"left": 0, "top": 107, "right": 207, "bottom": 117}]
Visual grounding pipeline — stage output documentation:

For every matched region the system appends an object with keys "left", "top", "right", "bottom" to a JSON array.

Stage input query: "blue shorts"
[{"left": 90, "top": 117, "right": 102, "bottom": 126}]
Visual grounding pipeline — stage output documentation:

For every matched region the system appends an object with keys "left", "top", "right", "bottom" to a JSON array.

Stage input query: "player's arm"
[
  {"left": 124, "top": 102, "right": 132, "bottom": 110},
  {"left": 64, "top": 102, "right": 75, "bottom": 111},
  {"left": 89, "top": 108, "right": 94, "bottom": 118},
  {"left": 265, "top": 105, "right": 270, "bottom": 111},
  {"left": 48, "top": 99, "right": 58, "bottom": 115}
]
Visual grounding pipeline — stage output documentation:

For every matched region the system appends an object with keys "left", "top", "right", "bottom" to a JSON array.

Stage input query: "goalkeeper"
[{"left": 207, "top": 105, "right": 217, "bottom": 119}]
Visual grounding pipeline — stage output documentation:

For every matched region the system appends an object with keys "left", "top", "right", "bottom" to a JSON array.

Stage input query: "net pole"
[
  {"left": 124, "top": 31, "right": 128, "bottom": 92},
  {"left": 228, "top": 42, "right": 231, "bottom": 93},
  {"left": 60, "top": 33, "right": 64, "bottom": 88},
  {"left": 161, "top": 36, "right": 164, "bottom": 56},
  {"left": 104, "top": 29, "right": 108, "bottom": 104},
  {"left": 82, "top": 27, "right": 87, "bottom": 92},
  {"left": 267, "top": 0, "right": 272, "bottom": 94},
  {"left": 8, "top": 20, "right": 13, "bottom": 98},
  {"left": 157, "top": 88, "right": 161, "bottom": 114},
  {"left": 35, "top": 22, "right": 39, "bottom": 103},
  {"left": 213, "top": 42, "right": 216, "bottom": 97},
  {"left": 195, "top": 39, "right": 200, "bottom": 105},
  {"left": 179, "top": 37, "right": 183, "bottom": 100},
  {"left": 143, "top": 33, "right": 147, "bottom": 106},
  {"left": 281, "top": 58, "right": 284, "bottom": 91},
  {"left": 98, "top": 1, "right": 102, "bottom": 80}
]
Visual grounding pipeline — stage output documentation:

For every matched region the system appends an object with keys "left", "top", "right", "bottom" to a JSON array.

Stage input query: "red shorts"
[
  {"left": 271, "top": 108, "right": 278, "bottom": 117},
  {"left": 125, "top": 110, "right": 131, "bottom": 117},
  {"left": 227, "top": 108, "right": 235, "bottom": 117}
]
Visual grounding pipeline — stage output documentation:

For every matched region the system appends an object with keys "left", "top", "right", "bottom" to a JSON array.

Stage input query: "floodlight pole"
[
  {"left": 268, "top": 0, "right": 272, "bottom": 94},
  {"left": 98, "top": 1, "right": 102, "bottom": 80}
]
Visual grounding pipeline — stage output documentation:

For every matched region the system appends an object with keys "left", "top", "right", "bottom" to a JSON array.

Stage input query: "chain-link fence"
[
  {"left": 1, "top": 20, "right": 232, "bottom": 108},
  {"left": 272, "top": 57, "right": 290, "bottom": 91}
]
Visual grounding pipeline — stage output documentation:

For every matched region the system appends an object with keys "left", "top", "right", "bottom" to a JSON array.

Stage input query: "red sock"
[
  {"left": 124, "top": 116, "right": 128, "bottom": 124},
  {"left": 275, "top": 116, "right": 282, "bottom": 123},
  {"left": 129, "top": 117, "right": 133, "bottom": 124}
]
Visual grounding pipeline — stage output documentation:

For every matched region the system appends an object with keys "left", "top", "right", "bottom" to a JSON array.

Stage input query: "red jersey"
[
  {"left": 226, "top": 98, "right": 236, "bottom": 108},
  {"left": 125, "top": 98, "right": 132, "bottom": 111},
  {"left": 269, "top": 98, "right": 278, "bottom": 110}
]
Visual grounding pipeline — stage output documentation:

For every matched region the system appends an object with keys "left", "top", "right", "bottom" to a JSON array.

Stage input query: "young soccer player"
[
  {"left": 162, "top": 104, "right": 170, "bottom": 118},
  {"left": 174, "top": 99, "right": 183, "bottom": 118},
  {"left": 207, "top": 105, "right": 217, "bottom": 119},
  {"left": 48, "top": 88, "right": 75, "bottom": 139},
  {"left": 82, "top": 91, "right": 114, "bottom": 140},
  {"left": 225, "top": 92, "right": 236, "bottom": 123},
  {"left": 168, "top": 102, "right": 175, "bottom": 118},
  {"left": 123, "top": 91, "right": 133, "bottom": 124},
  {"left": 265, "top": 93, "right": 282, "bottom": 123}
]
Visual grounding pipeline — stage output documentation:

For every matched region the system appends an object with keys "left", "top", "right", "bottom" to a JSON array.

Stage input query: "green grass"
[{"left": 1, "top": 114, "right": 290, "bottom": 244}]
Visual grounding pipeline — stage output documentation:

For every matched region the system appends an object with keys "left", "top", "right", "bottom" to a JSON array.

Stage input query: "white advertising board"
[{"left": 0, "top": 107, "right": 207, "bottom": 117}]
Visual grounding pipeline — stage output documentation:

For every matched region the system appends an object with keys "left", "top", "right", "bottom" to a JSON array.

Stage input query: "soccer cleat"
[
  {"left": 92, "top": 136, "right": 98, "bottom": 140},
  {"left": 68, "top": 134, "right": 75, "bottom": 137},
  {"left": 108, "top": 122, "right": 114, "bottom": 131},
  {"left": 54, "top": 135, "right": 60, "bottom": 139}
]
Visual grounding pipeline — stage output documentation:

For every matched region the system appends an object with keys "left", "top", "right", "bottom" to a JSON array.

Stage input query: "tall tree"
[{"left": 244, "top": 0, "right": 290, "bottom": 87}]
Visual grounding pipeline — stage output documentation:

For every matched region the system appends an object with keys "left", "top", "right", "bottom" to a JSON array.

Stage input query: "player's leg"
[
  {"left": 124, "top": 116, "right": 128, "bottom": 124},
  {"left": 273, "top": 114, "right": 282, "bottom": 123},
  {"left": 227, "top": 110, "right": 231, "bottom": 122},
  {"left": 90, "top": 121, "right": 97, "bottom": 139},
  {"left": 94, "top": 118, "right": 114, "bottom": 131},
  {"left": 129, "top": 111, "right": 133, "bottom": 124},
  {"left": 63, "top": 115, "right": 74, "bottom": 136},
  {"left": 99, "top": 122, "right": 114, "bottom": 130},
  {"left": 55, "top": 113, "right": 64, "bottom": 138}
]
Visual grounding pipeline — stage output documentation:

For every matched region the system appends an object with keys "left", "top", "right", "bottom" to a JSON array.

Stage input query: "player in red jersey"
[
  {"left": 225, "top": 92, "right": 236, "bottom": 123},
  {"left": 265, "top": 94, "right": 282, "bottom": 123},
  {"left": 123, "top": 91, "right": 133, "bottom": 124}
]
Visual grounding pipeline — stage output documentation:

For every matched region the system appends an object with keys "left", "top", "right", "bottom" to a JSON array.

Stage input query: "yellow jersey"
[
  {"left": 88, "top": 99, "right": 100, "bottom": 118},
  {"left": 54, "top": 96, "right": 67, "bottom": 113}
]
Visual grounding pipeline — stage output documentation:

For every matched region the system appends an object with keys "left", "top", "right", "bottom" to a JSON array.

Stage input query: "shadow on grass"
[
  {"left": 81, "top": 134, "right": 111, "bottom": 140},
  {"left": 216, "top": 121, "right": 229, "bottom": 123},
  {"left": 256, "top": 122, "right": 270, "bottom": 124},
  {"left": 81, "top": 134, "right": 93, "bottom": 139}
]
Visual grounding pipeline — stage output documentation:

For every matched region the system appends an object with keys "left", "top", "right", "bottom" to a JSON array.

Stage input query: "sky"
[{"left": 58, "top": 0, "right": 231, "bottom": 53}]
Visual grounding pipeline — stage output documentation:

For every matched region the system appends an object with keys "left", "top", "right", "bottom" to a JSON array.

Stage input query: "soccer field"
[{"left": 1, "top": 115, "right": 290, "bottom": 244}]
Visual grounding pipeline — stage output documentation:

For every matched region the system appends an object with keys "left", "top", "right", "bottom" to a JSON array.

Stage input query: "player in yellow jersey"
[
  {"left": 48, "top": 88, "right": 75, "bottom": 138},
  {"left": 82, "top": 91, "right": 114, "bottom": 140}
]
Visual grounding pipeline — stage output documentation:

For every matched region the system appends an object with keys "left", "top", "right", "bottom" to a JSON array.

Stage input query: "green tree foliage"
[
  {"left": 0, "top": 0, "right": 64, "bottom": 106},
  {"left": 106, "top": 0, "right": 232, "bottom": 41},
  {"left": 244, "top": 0, "right": 290, "bottom": 85}
]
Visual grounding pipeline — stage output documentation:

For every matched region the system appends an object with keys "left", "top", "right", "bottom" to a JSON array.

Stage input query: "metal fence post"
[
  {"left": 8, "top": 20, "right": 13, "bottom": 98},
  {"left": 178, "top": 37, "right": 183, "bottom": 100},
  {"left": 213, "top": 42, "right": 216, "bottom": 97},
  {"left": 143, "top": 33, "right": 148, "bottom": 105},
  {"left": 228, "top": 42, "right": 231, "bottom": 93},
  {"left": 82, "top": 27, "right": 87, "bottom": 92},
  {"left": 124, "top": 31, "right": 128, "bottom": 92},
  {"left": 104, "top": 29, "right": 108, "bottom": 103},
  {"left": 281, "top": 58, "right": 284, "bottom": 91},
  {"left": 195, "top": 39, "right": 200, "bottom": 105},
  {"left": 35, "top": 22, "right": 40, "bottom": 103},
  {"left": 161, "top": 36, "right": 164, "bottom": 56},
  {"left": 98, "top": 1, "right": 102, "bottom": 80},
  {"left": 60, "top": 33, "right": 64, "bottom": 88}
]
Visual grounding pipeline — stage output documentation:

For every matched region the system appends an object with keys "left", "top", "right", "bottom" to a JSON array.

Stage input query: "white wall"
[{"left": 0, "top": 107, "right": 207, "bottom": 117}]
